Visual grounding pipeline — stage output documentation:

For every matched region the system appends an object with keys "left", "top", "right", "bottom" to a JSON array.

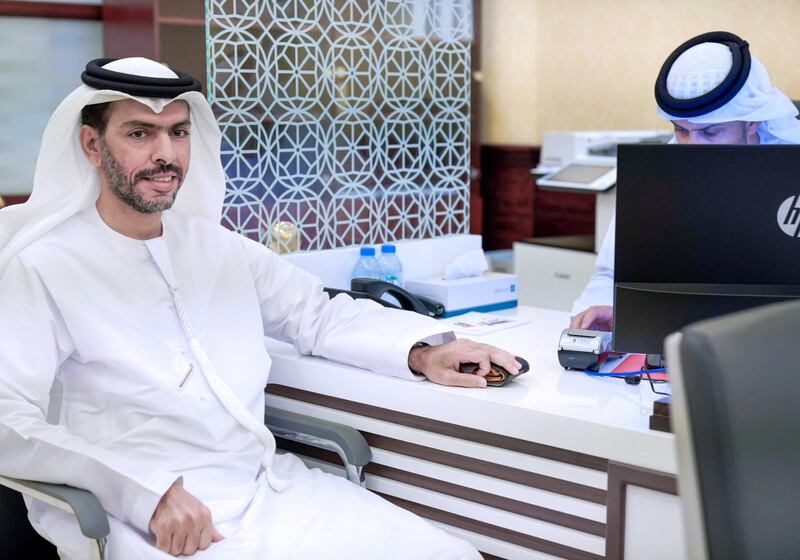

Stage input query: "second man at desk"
[{"left": 570, "top": 31, "right": 800, "bottom": 331}]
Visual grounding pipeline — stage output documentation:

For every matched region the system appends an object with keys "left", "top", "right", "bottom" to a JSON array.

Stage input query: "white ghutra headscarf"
[
  {"left": 0, "top": 58, "right": 283, "bottom": 467},
  {"left": 0, "top": 57, "right": 226, "bottom": 276},
  {"left": 657, "top": 41, "right": 800, "bottom": 145}
]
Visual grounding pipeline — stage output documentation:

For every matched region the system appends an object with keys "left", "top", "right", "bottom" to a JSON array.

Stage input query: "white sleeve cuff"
[
  {"left": 127, "top": 472, "right": 181, "bottom": 534},
  {"left": 384, "top": 324, "right": 456, "bottom": 381}
]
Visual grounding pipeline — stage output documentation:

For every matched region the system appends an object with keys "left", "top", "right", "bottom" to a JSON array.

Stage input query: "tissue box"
[{"left": 406, "top": 272, "right": 518, "bottom": 318}]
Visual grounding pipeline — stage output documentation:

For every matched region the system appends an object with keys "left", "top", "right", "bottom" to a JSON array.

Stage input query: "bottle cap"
[
  {"left": 359, "top": 246, "right": 375, "bottom": 256},
  {"left": 381, "top": 244, "right": 396, "bottom": 254}
]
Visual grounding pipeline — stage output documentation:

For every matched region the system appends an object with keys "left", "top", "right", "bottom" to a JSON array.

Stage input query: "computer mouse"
[{"left": 459, "top": 356, "right": 530, "bottom": 386}]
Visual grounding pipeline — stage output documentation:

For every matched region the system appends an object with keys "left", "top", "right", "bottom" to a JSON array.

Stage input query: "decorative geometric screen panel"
[{"left": 207, "top": 0, "right": 473, "bottom": 251}]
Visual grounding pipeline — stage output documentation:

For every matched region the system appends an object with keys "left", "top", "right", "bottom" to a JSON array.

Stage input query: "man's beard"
[{"left": 100, "top": 140, "right": 184, "bottom": 214}]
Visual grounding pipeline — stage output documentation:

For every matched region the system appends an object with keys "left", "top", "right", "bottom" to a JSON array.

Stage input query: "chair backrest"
[
  {"left": 665, "top": 299, "right": 800, "bottom": 560},
  {"left": 0, "top": 484, "right": 58, "bottom": 558}
]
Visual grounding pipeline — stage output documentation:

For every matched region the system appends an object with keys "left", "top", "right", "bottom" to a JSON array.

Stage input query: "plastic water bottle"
[
  {"left": 351, "top": 247, "right": 381, "bottom": 280},
  {"left": 378, "top": 244, "right": 404, "bottom": 287}
]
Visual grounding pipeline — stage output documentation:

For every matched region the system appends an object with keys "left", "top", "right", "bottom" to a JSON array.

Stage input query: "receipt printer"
[{"left": 557, "top": 329, "right": 612, "bottom": 371}]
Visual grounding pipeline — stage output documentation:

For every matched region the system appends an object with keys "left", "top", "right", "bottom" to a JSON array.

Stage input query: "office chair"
[
  {"left": 665, "top": 299, "right": 800, "bottom": 560},
  {"left": 0, "top": 408, "right": 372, "bottom": 560}
]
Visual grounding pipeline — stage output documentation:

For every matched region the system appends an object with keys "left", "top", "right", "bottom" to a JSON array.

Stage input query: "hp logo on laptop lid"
[{"left": 778, "top": 195, "right": 800, "bottom": 238}]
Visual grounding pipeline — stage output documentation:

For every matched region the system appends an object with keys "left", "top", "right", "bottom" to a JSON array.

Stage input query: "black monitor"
[{"left": 612, "top": 144, "right": 800, "bottom": 355}]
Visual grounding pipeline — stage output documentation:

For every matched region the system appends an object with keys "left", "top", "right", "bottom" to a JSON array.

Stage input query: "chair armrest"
[
  {"left": 264, "top": 408, "right": 372, "bottom": 468},
  {"left": 0, "top": 475, "right": 110, "bottom": 539}
]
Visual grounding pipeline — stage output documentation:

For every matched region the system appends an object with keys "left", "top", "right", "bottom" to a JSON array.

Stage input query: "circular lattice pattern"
[{"left": 209, "top": 0, "right": 473, "bottom": 250}]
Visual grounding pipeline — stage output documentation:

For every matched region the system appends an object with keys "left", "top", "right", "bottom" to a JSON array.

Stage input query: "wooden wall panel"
[
  {"left": 533, "top": 189, "right": 595, "bottom": 239},
  {"left": 480, "top": 145, "right": 537, "bottom": 251},
  {"left": 470, "top": 0, "right": 483, "bottom": 236},
  {"left": 481, "top": 145, "right": 595, "bottom": 250},
  {"left": 0, "top": 195, "right": 30, "bottom": 207},
  {"left": 102, "top": 0, "right": 156, "bottom": 60},
  {"left": 0, "top": 1, "right": 101, "bottom": 20}
]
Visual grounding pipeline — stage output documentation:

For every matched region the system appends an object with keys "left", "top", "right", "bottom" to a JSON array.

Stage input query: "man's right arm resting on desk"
[
  {"left": 570, "top": 215, "right": 615, "bottom": 331},
  {"left": 240, "top": 235, "right": 520, "bottom": 386},
  {"left": 0, "top": 256, "right": 177, "bottom": 537}
]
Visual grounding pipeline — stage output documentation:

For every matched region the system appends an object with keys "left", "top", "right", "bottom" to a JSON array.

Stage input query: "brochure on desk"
[{"left": 441, "top": 312, "right": 530, "bottom": 336}]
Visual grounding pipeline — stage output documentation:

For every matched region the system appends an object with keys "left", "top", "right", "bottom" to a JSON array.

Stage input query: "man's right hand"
[
  {"left": 149, "top": 479, "right": 224, "bottom": 556},
  {"left": 570, "top": 305, "right": 613, "bottom": 331}
]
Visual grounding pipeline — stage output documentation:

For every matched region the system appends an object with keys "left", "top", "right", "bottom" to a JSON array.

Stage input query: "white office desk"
[{"left": 265, "top": 306, "right": 684, "bottom": 560}]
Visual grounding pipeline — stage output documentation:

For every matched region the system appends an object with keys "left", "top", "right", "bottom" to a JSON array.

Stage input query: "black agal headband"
[
  {"left": 81, "top": 58, "right": 201, "bottom": 98},
  {"left": 655, "top": 31, "right": 751, "bottom": 118}
]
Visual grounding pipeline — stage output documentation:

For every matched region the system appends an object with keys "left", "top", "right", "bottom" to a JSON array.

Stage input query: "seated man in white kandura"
[
  {"left": 570, "top": 31, "right": 800, "bottom": 331},
  {"left": 0, "top": 57, "right": 522, "bottom": 559}
]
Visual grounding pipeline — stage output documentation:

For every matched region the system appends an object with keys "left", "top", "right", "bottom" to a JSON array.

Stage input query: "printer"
[{"left": 534, "top": 130, "right": 672, "bottom": 174}]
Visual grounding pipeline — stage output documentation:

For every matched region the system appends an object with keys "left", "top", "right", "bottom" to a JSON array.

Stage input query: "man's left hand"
[{"left": 408, "top": 339, "right": 523, "bottom": 388}]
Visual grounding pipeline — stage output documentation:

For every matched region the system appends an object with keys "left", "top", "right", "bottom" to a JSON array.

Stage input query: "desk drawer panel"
[
  {"left": 368, "top": 448, "right": 606, "bottom": 524},
  {"left": 432, "top": 522, "right": 568, "bottom": 560},
  {"left": 298, "top": 455, "right": 604, "bottom": 560},
  {"left": 266, "top": 396, "right": 607, "bottom": 503},
  {"left": 268, "top": 387, "right": 614, "bottom": 560},
  {"left": 369, "top": 476, "right": 605, "bottom": 556},
  {"left": 266, "top": 387, "right": 609, "bottom": 488}
]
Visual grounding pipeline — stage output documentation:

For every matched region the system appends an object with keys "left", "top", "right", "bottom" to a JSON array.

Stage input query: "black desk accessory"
[
  {"left": 557, "top": 328, "right": 612, "bottom": 371},
  {"left": 459, "top": 357, "right": 530, "bottom": 387},
  {"left": 325, "top": 279, "right": 444, "bottom": 318}
]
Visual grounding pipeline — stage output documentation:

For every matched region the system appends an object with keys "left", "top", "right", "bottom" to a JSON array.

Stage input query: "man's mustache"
[{"left": 133, "top": 164, "right": 184, "bottom": 184}]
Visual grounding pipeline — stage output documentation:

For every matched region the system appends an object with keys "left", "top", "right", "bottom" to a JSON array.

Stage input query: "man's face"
[
  {"left": 93, "top": 99, "right": 191, "bottom": 214},
  {"left": 672, "top": 119, "right": 758, "bottom": 145}
]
